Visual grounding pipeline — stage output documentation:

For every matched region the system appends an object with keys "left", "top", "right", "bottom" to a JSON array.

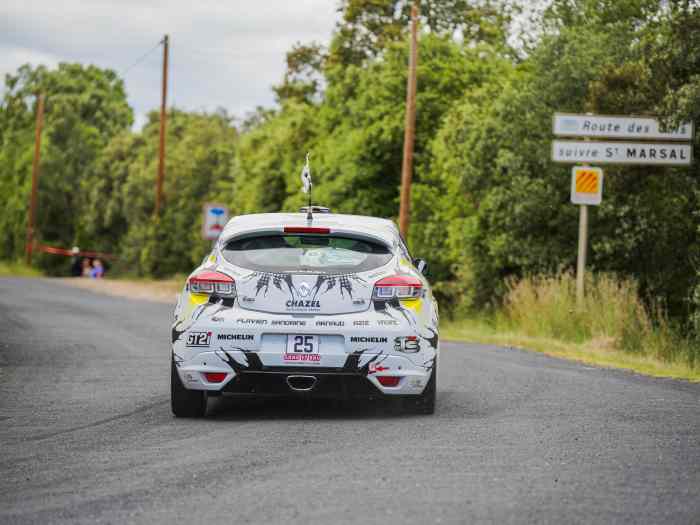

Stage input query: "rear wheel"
[
  {"left": 405, "top": 361, "right": 436, "bottom": 415},
  {"left": 171, "top": 360, "right": 207, "bottom": 417}
]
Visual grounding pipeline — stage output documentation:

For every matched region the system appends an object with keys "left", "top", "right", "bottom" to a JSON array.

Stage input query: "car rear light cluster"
[
  {"left": 283, "top": 226, "right": 330, "bottom": 234},
  {"left": 189, "top": 271, "right": 236, "bottom": 298},
  {"left": 203, "top": 372, "right": 227, "bottom": 383},
  {"left": 376, "top": 376, "right": 401, "bottom": 387},
  {"left": 373, "top": 275, "right": 422, "bottom": 299}
]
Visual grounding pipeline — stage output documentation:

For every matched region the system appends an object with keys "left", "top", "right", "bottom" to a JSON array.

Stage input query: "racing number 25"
[{"left": 293, "top": 335, "right": 314, "bottom": 353}]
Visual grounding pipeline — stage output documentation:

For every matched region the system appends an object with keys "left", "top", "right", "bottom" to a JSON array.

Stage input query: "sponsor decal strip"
[
  {"left": 283, "top": 354, "right": 321, "bottom": 362},
  {"left": 217, "top": 334, "right": 254, "bottom": 341},
  {"left": 186, "top": 331, "right": 212, "bottom": 347},
  {"left": 350, "top": 336, "right": 388, "bottom": 343}
]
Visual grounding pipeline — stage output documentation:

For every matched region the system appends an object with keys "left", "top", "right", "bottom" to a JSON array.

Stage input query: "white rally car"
[{"left": 171, "top": 209, "right": 438, "bottom": 417}]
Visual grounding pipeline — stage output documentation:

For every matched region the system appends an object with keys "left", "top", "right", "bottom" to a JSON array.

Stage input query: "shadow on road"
[{"left": 205, "top": 395, "right": 428, "bottom": 421}]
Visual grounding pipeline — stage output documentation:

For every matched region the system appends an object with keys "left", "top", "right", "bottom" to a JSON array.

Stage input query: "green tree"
[
  {"left": 231, "top": 101, "right": 317, "bottom": 215},
  {"left": 328, "top": 0, "right": 513, "bottom": 67},
  {"left": 306, "top": 36, "right": 508, "bottom": 219},
  {"left": 419, "top": 0, "right": 700, "bottom": 317},
  {"left": 0, "top": 63, "right": 132, "bottom": 271},
  {"left": 95, "top": 110, "right": 238, "bottom": 276},
  {"left": 273, "top": 42, "right": 326, "bottom": 104}
]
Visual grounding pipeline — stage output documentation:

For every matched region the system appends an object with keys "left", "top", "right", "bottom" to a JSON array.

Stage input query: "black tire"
[
  {"left": 171, "top": 359, "right": 207, "bottom": 418},
  {"left": 405, "top": 360, "right": 437, "bottom": 415}
]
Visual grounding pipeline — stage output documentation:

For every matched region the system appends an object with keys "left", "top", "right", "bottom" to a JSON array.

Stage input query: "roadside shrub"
[{"left": 501, "top": 272, "right": 698, "bottom": 369}]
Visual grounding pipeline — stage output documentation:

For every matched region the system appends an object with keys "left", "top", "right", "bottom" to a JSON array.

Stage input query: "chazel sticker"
[
  {"left": 285, "top": 299, "right": 321, "bottom": 311},
  {"left": 186, "top": 331, "right": 212, "bottom": 347}
]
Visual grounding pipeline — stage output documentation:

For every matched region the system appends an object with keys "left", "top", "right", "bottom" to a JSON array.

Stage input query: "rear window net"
[{"left": 222, "top": 234, "right": 392, "bottom": 273}]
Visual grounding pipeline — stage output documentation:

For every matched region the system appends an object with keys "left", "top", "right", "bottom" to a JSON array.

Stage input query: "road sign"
[
  {"left": 552, "top": 140, "right": 692, "bottom": 165},
  {"left": 571, "top": 167, "right": 603, "bottom": 205},
  {"left": 202, "top": 203, "right": 229, "bottom": 240},
  {"left": 552, "top": 112, "right": 694, "bottom": 304},
  {"left": 553, "top": 113, "right": 694, "bottom": 141}
]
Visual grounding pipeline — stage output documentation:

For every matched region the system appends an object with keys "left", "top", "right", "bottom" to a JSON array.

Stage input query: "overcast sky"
[{"left": 1, "top": 0, "right": 341, "bottom": 129}]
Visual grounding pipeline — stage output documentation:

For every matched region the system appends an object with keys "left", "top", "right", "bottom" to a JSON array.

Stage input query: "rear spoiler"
[{"left": 219, "top": 226, "right": 392, "bottom": 251}]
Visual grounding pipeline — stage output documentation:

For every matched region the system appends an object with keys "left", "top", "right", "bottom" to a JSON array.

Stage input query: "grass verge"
[
  {"left": 442, "top": 319, "right": 700, "bottom": 382},
  {"left": 443, "top": 272, "right": 700, "bottom": 382},
  {"left": 0, "top": 261, "right": 43, "bottom": 278}
]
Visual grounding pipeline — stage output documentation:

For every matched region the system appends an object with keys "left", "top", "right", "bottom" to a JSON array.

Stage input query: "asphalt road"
[{"left": 1, "top": 278, "right": 699, "bottom": 524}]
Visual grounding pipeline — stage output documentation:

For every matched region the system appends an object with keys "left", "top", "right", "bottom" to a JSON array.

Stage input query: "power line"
[{"left": 120, "top": 39, "right": 164, "bottom": 77}]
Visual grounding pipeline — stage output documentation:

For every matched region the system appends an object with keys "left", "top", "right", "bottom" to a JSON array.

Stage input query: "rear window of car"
[{"left": 221, "top": 235, "right": 393, "bottom": 273}]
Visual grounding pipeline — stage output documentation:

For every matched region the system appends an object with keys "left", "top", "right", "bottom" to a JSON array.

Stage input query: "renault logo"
[{"left": 298, "top": 282, "right": 311, "bottom": 298}]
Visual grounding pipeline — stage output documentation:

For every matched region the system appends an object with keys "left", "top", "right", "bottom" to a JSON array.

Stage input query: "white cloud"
[
  {"left": 0, "top": 45, "right": 59, "bottom": 81},
  {"left": 1, "top": 0, "right": 341, "bottom": 127}
]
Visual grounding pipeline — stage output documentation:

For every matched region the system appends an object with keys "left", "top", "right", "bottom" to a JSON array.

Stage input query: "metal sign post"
[
  {"left": 576, "top": 204, "right": 588, "bottom": 304},
  {"left": 571, "top": 166, "right": 603, "bottom": 303}
]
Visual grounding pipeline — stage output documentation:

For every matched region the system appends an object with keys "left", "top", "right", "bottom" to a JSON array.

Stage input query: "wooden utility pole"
[
  {"left": 26, "top": 93, "right": 45, "bottom": 265},
  {"left": 155, "top": 34, "right": 169, "bottom": 217},
  {"left": 398, "top": 3, "right": 419, "bottom": 238}
]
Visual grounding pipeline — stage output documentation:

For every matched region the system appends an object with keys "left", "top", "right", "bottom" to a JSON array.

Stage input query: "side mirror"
[{"left": 414, "top": 258, "right": 428, "bottom": 275}]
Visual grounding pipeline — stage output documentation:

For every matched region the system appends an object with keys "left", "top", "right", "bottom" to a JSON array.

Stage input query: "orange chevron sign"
[
  {"left": 575, "top": 169, "right": 600, "bottom": 193},
  {"left": 571, "top": 166, "right": 603, "bottom": 205}
]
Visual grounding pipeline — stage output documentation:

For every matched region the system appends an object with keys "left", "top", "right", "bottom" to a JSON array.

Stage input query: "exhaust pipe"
[{"left": 286, "top": 375, "right": 317, "bottom": 392}]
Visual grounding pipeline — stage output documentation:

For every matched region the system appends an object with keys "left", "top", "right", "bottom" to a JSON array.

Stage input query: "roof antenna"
[{"left": 301, "top": 152, "right": 313, "bottom": 221}]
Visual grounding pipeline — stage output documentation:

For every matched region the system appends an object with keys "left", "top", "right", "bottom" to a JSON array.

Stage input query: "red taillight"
[
  {"left": 283, "top": 226, "right": 330, "bottom": 234},
  {"left": 373, "top": 275, "right": 423, "bottom": 300},
  {"left": 189, "top": 271, "right": 236, "bottom": 297},
  {"left": 377, "top": 376, "right": 401, "bottom": 387},
  {"left": 203, "top": 372, "right": 227, "bottom": 383}
]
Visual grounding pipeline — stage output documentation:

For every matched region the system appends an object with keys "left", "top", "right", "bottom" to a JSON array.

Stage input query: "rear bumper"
[
  {"left": 222, "top": 369, "right": 380, "bottom": 399},
  {"left": 174, "top": 350, "right": 433, "bottom": 398}
]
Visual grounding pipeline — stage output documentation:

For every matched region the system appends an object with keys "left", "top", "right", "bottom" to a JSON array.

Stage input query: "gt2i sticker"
[{"left": 186, "top": 331, "right": 212, "bottom": 347}]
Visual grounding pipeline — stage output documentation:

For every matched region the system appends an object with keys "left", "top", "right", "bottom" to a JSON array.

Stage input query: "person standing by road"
[
  {"left": 70, "top": 247, "right": 82, "bottom": 277},
  {"left": 90, "top": 259, "right": 105, "bottom": 278},
  {"left": 81, "top": 258, "right": 92, "bottom": 277}
]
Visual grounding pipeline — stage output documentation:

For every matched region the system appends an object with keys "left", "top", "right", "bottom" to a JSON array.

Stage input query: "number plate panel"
[{"left": 284, "top": 334, "right": 321, "bottom": 363}]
